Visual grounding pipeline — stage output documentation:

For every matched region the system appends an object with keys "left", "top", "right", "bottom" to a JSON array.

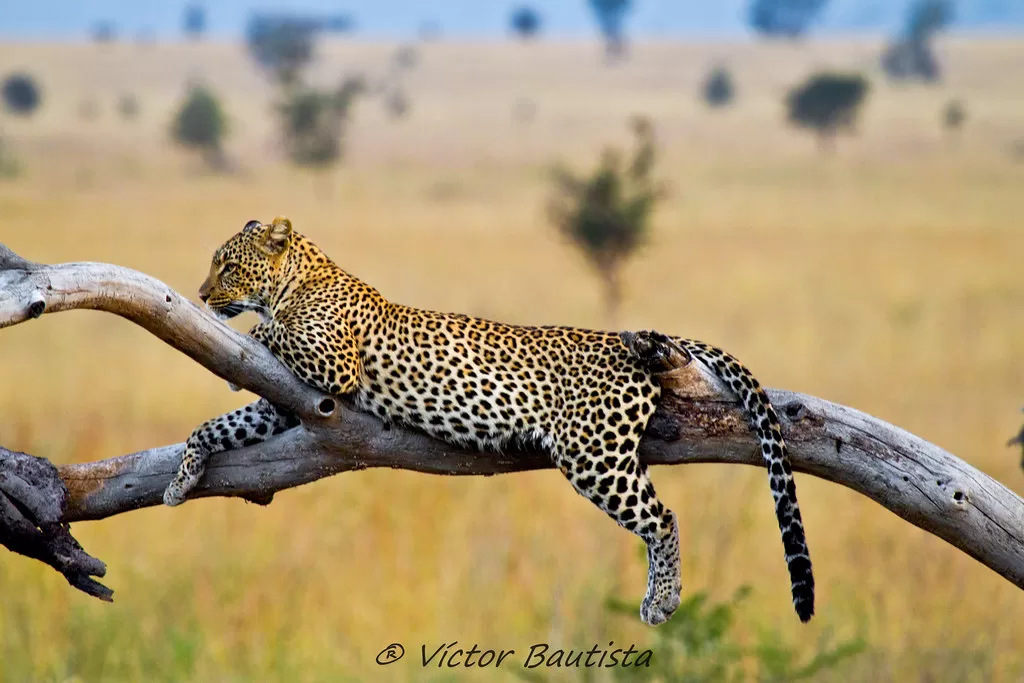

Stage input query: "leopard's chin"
[{"left": 209, "top": 302, "right": 245, "bottom": 320}]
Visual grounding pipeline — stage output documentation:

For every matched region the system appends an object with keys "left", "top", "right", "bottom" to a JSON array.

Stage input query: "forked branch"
[{"left": 1, "top": 242, "right": 1023, "bottom": 601}]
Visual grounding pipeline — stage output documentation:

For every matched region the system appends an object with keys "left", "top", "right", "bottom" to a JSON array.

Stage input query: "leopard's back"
[{"left": 353, "top": 305, "right": 661, "bottom": 452}]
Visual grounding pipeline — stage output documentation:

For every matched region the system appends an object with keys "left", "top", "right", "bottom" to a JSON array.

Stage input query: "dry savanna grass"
[{"left": 0, "top": 36, "right": 1022, "bottom": 682}]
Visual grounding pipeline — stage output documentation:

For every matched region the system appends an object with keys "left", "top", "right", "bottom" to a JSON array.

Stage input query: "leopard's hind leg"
[{"left": 551, "top": 430, "right": 681, "bottom": 626}]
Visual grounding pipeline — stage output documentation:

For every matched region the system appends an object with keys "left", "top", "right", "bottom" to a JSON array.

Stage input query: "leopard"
[{"left": 163, "top": 216, "right": 814, "bottom": 625}]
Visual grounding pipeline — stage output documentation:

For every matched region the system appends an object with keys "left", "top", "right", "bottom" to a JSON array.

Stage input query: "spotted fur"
[
  {"left": 623, "top": 330, "right": 814, "bottom": 622},
  {"left": 164, "top": 217, "right": 814, "bottom": 624}
]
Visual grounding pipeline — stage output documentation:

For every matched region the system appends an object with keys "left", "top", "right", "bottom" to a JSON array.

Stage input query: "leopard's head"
[{"left": 199, "top": 216, "right": 295, "bottom": 320}]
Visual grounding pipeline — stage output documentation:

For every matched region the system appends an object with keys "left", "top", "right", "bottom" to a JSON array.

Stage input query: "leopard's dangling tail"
[{"left": 677, "top": 339, "right": 815, "bottom": 623}]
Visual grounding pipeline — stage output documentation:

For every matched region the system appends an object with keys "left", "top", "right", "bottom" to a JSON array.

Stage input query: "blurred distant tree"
[
  {"left": 171, "top": 85, "right": 229, "bottom": 170},
  {"left": 245, "top": 13, "right": 352, "bottom": 85},
  {"left": 882, "top": 0, "right": 953, "bottom": 83},
  {"left": 510, "top": 6, "right": 542, "bottom": 40},
  {"left": 276, "top": 77, "right": 363, "bottom": 170},
  {"left": 507, "top": 7, "right": 540, "bottom": 130},
  {"left": 245, "top": 13, "right": 368, "bottom": 174},
  {"left": 0, "top": 136, "right": 21, "bottom": 179},
  {"left": 278, "top": 91, "right": 341, "bottom": 167},
  {"left": 942, "top": 98, "right": 965, "bottom": 136},
  {"left": 883, "top": 43, "right": 935, "bottom": 82},
  {"left": 905, "top": 0, "right": 953, "bottom": 44},
  {"left": 246, "top": 16, "right": 317, "bottom": 87},
  {"left": 384, "top": 42, "right": 418, "bottom": 116},
  {"left": 547, "top": 116, "right": 664, "bottom": 324},
  {"left": 392, "top": 45, "right": 419, "bottom": 71},
  {"left": 337, "top": 75, "right": 367, "bottom": 105},
  {"left": 588, "top": 0, "right": 633, "bottom": 61},
  {"left": 1, "top": 74, "right": 41, "bottom": 117},
  {"left": 749, "top": 0, "right": 828, "bottom": 39},
  {"left": 91, "top": 21, "right": 117, "bottom": 45},
  {"left": 384, "top": 44, "right": 418, "bottom": 97},
  {"left": 786, "top": 72, "right": 869, "bottom": 153},
  {"left": 117, "top": 93, "right": 140, "bottom": 121},
  {"left": 702, "top": 66, "right": 735, "bottom": 108},
  {"left": 183, "top": 4, "right": 207, "bottom": 41},
  {"left": 384, "top": 89, "right": 410, "bottom": 120}
]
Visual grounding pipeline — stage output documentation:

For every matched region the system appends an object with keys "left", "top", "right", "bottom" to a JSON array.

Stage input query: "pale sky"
[{"left": 1, "top": 0, "right": 1022, "bottom": 41}]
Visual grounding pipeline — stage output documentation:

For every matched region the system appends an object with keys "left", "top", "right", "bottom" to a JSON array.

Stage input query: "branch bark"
[{"left": 2, "top": 243, "right": 1023, "bottom": 602}]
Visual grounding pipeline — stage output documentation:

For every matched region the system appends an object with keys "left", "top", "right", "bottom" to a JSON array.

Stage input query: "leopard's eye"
[{"left": 221, "top": 262, "right": 238, "bottom": 277}]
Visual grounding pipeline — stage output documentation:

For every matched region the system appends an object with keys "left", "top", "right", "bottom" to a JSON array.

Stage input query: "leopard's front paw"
[
  {"left": 162, "top": 484, "right": 188, "bottom": 507},
  {"left": 163, "top": 470, "right": 199, "bottom": 507},
  {"left": 164, "top": 450, "right": 205, "bottom": 507}
]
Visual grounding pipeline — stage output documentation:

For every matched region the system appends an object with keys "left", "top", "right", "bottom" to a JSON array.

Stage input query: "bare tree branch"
[
  {"left": 0, "top": 243, "right": 333, "bottom": 421},
  {"left": 0, "top": 447, "right": 112, "bottom": 600},
  {"left": 2, "top": 243, "right": 1023, "bottom": 602}
]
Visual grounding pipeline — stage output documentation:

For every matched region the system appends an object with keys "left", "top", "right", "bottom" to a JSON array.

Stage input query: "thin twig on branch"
[
  {"left": 1, "top": 243, "right": 1023, "bottom": 602},
  {"left": 1010, "top": 409, "right": 1024, "bottom": 471}
]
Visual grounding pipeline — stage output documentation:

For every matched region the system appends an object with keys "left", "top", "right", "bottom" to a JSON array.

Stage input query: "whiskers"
[
  {"left": 209, "top": 302, "right": 246, "bottom": 320},
  {"left": 207, "top": 299, "right": 271, "bottom": 322}
]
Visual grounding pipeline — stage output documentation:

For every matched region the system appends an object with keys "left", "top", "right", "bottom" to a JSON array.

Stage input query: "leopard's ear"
[{"left": 262, "top": 216, "right": 293, "bottom": 255}]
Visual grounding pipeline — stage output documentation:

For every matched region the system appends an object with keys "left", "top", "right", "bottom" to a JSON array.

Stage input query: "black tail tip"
[{"left": 795, "top": 595, "right": 815, "bottom": 623}]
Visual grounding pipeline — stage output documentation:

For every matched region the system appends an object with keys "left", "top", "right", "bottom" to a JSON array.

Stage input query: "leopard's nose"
[{"left": 198, "top": 289, "right": 210, "bottom": 303}]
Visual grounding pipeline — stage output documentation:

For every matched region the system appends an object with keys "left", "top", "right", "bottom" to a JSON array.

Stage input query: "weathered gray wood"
[
  {"left": 2, "top": 242, "right": 1023, "bottom": 601},
  {"left": 0, "top": 447, "right": 111, "bottom": 600}
]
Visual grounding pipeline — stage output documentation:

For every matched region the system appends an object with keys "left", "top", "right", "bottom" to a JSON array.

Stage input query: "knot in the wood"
[
  {"left": 28, "top": 292, "right": 46, "bottom": 319},
  {"left": 645, "top": 410, "right": 682, "bottom": 442},
  {"left": 783, "top": 401, "right": 807, "bottom": 422},
  {"left": 316, "top": 397, "right": 336, "bottom": 417}
]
